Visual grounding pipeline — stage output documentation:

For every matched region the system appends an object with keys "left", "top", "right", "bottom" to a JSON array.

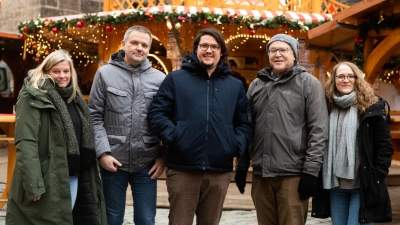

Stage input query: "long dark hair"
[{"left": 191, "top": 28, "right": 229, "bottom": 65}]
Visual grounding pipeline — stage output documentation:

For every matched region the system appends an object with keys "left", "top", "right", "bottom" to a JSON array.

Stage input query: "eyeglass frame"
[
  {"left": 335, "top": 74, "right": 357, "bottom": 81},
  {"left": 198, "top": 43, "right": 220, "bottom": 52},
  {"left": 268, "top": 48, "right": 291, "bottom": 55}
]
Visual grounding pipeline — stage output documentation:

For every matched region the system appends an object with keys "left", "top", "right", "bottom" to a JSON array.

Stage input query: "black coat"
[{"left": 312, "top": 98, "right": 394, "bottom": 223}]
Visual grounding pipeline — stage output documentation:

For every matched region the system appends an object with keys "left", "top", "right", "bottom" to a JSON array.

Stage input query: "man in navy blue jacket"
[{"left": 148, "top": 27, "right": 253, "bottom": 225}]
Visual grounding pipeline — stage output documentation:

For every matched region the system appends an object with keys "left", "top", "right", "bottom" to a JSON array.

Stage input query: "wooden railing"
[
  {"left": 321, "top": 0, "right": 350, "bottom": 14},
  {"left": 104, "top": 0, "right": 351, "bottom": 13}
]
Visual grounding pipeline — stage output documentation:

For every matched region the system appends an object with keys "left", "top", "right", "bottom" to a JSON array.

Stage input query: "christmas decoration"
[
  {"left": 76, "top": 21, "right": 83, "bottom": 28},
  {"left": 174, "top": 22, "right": 181, "bottom": 30},
  {"left": 249, "top": 29, "right": 255, "bottom": 35},
  {"left": 353, "top": 14, "right": 400, "bottom": 69},
  {"left": 20, "top": 34, "right": 27, "bottom": 40},
  {"left": 51, "top": 27, "right": 58, "bottom": 33},
  {"left": 105, "top": 25, "right": 113, "bottom": 32},
  {"left": 18, "top": 10, "right": 328, "bottom": 35}
]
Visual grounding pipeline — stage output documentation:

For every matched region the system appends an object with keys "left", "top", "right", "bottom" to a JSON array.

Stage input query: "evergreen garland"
[
  {"left": 354, "top": 14, "right": 400, "bottom": 68},
  {"left": 18, "top": 9, "right": 329, "bottom": 35}
]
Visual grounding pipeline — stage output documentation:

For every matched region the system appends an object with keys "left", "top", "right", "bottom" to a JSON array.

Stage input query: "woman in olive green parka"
[{"left": 6, "top": 50, "right": 107, "bottom": 225}]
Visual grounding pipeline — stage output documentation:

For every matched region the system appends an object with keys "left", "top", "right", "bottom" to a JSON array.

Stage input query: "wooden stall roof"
[
  {"left": 0, "top": 31, "right": 20, "bottom": 39},
  {"left": 307, "top": 0, "right": 389, "bottom": 53}
]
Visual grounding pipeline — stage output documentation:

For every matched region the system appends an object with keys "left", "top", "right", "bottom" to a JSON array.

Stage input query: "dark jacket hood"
[{"left": 181, "top": 53, "right": 230, "bottom": 78}]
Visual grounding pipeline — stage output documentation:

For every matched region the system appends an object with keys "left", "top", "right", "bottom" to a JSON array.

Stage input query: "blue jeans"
[
  {"left": 329, "top": 188, "right": 372, "bottom": 225},
  {"left": 100, "top": 163, "right": 156, "bottom": 225}
]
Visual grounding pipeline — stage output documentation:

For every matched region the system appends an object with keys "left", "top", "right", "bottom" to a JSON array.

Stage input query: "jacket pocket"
[
  {"left": 106, "top": 87, "right": 128, "bottom": 113},
  {"left": 227, "top": 125, "right": 239, "bottom": 157},
  {"left": 365, "top": 172, "right": 386, "bottom": 208},
  {"left": 107, "top": 135, "right": 127, "bottom": 145},
  {"left": 142, "top": 135, "right": 161, "bottom": 150}
]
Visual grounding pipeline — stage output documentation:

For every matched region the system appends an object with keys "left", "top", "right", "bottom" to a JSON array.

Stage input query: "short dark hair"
[
  {"left": 192, "top": 28, "right": 229, "bottom": 65},
  {"left": 229, "top": 59, "right": 237, "bottom": 67}
]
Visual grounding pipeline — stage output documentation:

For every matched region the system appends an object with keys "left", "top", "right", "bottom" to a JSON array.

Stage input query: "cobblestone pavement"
[
  {"left": 1, "top": 178, "right": 332, "bottom": 225},
  {"left": 2, "top": 182, "right": 400, "bottom": 224},
  {"left": 121, "top": 207, "right": 332, "bottom": 225}
]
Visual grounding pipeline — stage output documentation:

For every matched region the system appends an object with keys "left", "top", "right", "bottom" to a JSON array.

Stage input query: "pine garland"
[
  {"left": 18, "top": 9, "right": 329, "bottom": 35},
  {"left": 354, "top": 14, "right": 400, "bottom": 68}
]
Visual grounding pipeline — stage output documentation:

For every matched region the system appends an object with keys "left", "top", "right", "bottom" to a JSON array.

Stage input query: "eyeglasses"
[
  {"left": 198, "top": 43, "right": 220, "bottom": 52},
  {"left": 268, "top": 48, "right": 290, "bottom": 55},
  {"left": 335, "top": 75, "right": 357, "bottom": 81}
]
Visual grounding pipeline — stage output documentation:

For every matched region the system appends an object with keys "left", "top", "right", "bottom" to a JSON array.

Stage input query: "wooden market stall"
[
  {"left": 307, "top": 0, "right": 400, "bottom": 161},
  {"left": 16, "top": 0, "right": 349, "bottom": 87}
]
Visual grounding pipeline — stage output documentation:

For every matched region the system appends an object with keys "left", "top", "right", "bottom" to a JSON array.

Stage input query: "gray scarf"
[
  {"left": 41, "top": 78, "right": 96, "bottom": 175},
  {"left": 323, "top": 91, "right": 358, "bottom": 189}
]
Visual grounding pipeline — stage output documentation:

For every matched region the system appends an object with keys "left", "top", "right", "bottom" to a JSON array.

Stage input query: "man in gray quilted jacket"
[{"left": 88, "top": 25, "right": 166, "bottom": 225}]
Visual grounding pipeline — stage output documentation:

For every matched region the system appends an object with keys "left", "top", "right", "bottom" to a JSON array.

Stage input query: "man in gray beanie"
[{"left": 235, "top": 33, "right": 329, "bottom": 225}]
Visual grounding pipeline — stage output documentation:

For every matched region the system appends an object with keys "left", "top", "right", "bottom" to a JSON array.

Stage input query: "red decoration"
[
  {"left": 178, "top": 15, "right": 189, "bottom": 23},
  {"left": 249, "top": 29, "right": 255, "bottom": 35},
  {"left": 76, "top": 21, "right": 83, "bottom": 28},
  {"left": 106, "top": 25, "right": 112, "bottom": 32},
  {"left": 203, "top": 20, "right": 207, "bottom": 25},
  {"left": 20, "top": 34, "right": 27, "bottom": 40},
  {"left": 145, "top": 8, "right": 154, "bottom": 20},
  {"left": 229, "top": 13, "right": 238, "bottom": 23},
  {"left": 23, "top": 26, "right": 28, "bottom": 32},
  {"left": 52, "top": 27, "right": 58, "bottom": 33},
  {"left": 355, "top": 34, "right": 363, "bottom": 45}
]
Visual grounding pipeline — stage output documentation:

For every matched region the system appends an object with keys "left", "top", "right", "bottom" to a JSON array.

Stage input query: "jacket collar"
[
  {"left": 108, "top": 49, "right": 151, "bottom": 73},
  {"left": 257, "top": 62, "right": 305, "bottom": 82},
  {"left": 181, "top": 53, "right": 230, "bottom": 78}
]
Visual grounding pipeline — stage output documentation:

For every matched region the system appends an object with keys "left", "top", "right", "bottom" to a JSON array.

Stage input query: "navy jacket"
[{"left": 148, "top": 54, "right": 253, "bottom": 172}]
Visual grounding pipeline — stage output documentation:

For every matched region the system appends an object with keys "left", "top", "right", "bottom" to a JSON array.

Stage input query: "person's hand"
[
  {"left": 99, "top": 154, "right": 122, "bottom": 172},
  {"left": 297, "top": 173, "right": 318, "bottom": 200},
  {"left": 234, "top": 170, "right": 248, "bottom": 194},
  {"left": 33, "top": 195, "right": 41, "bottom": 201},
  {"left": 149, "top": 156, "right": 166, "bottom": 179}
]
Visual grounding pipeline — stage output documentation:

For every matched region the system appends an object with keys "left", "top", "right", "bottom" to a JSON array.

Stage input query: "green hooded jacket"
[{"left": 6, "top": 78, "right": 107, "bottom": 225}]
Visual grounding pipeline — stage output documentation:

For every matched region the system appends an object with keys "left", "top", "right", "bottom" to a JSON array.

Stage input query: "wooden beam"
[
  {"left": 0, "top": 31, "right": 20, "bottom": 39},
  {"left": 368, "top": 27, "right": 400, "bottom": 37},
  {"left": 363, "top": 36, "right": 374, "bottom": 63},
  {"left": 364, "top": 35, "right": 400, "bottom": 83},
  {"left": 333, "top": 0, "right": 387, "bottom": 21}
]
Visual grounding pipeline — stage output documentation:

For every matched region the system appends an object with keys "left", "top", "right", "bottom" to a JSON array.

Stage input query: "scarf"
[
  {"left": 323, "top": 91, "right": 358, "bottom": 189},
  {"left": 41, "top": 78, "right": 96, "bottom": 175}
]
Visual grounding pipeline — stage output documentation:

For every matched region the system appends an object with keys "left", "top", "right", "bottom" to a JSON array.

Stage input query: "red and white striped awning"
[
  {"left": 147, "top": 6, "right": 332, "bottom": 23},
  {"left": 45, "top": 6, "right": 331, "bottom": 24}
]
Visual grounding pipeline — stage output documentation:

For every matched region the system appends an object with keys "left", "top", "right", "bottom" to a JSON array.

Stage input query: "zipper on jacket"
[{"left": 203, "top": 80, "right": 210, "bottom": 170}]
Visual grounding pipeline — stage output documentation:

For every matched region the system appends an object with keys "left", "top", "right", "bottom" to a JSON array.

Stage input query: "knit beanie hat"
[{"left": 266, "top": 34, "right": 299, "bottom": 61}]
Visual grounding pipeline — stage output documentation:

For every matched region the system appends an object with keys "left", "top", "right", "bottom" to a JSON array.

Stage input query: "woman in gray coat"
[{"left": 6, "top": 50, "right": 107, "bottom": 225}]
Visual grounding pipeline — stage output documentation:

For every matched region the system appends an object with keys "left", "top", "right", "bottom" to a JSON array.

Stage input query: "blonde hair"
[
  {"left": 28, "top": 49, "right": 80, "bottom": 102},
  {"left": 325, "top": 61, "right": 378, "bottom": 114}
]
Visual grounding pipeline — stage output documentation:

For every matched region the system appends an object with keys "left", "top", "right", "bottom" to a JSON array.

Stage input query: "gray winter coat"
[
  {"left": 89, "top": 50, "right": 165, "bottom": 172},
  {"left": 236, "top": 64, "right": 328, "bottom": 177}
]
